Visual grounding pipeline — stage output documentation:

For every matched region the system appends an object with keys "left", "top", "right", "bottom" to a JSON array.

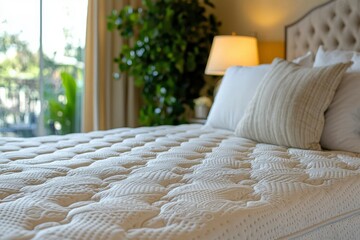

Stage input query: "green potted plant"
[{"left": 108, "top": 0, "right": 220, "bottom": 126}]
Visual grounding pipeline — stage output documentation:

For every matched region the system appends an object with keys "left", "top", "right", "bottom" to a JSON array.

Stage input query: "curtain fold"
[{"left": 84, "top": 0, "right": 140, "bottom": 132}]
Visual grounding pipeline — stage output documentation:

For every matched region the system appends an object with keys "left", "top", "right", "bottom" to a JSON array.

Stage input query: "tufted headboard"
[{"left": 285, "top": 0, "right": 360, "bottom": 60}]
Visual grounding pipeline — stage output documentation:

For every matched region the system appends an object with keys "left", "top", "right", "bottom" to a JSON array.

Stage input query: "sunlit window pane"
[
  {"left": 0, "top": 0, "right": 87, "bottom": 137},
  {"left": 0, "top": 0, "right": 40, "bottom": 137},
  {"left": 42, "top": 0, "right": 87, "bottom": 135}
]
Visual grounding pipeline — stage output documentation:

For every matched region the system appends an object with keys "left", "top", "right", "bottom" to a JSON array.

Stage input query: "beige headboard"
[{"left": 285, "top": 0, "right": 360, "bottom": 60}]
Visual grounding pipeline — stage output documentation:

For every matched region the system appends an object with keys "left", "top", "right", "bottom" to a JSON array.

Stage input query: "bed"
[{"left": 1, "top": 0, "right": 360, "bottom": 239}]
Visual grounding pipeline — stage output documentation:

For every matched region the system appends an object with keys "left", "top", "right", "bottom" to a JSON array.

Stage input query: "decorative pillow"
[
  {"left": 314, "top": 45, "right": 353, "bottom": 67},
  {"left": 235, "top": 58, "right": 351, "bottom": 150},
  {"left": 321, "top": 72, "right": 360, "bottom": 153},
  {"left": 205, "top": 65, "right": 270, "bottom": 130},
  {"left": 292, "top": 51, "right": 314, "bottom": 67}
]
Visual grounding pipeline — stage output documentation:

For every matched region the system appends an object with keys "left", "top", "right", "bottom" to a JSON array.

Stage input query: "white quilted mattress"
[{"left": 1, "top": 124, "right": 360, "bottom": 240}]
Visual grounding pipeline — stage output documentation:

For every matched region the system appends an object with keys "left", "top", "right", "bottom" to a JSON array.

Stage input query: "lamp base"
[{"left": 214, "top": 76, "right": 223, "bottom": 97}]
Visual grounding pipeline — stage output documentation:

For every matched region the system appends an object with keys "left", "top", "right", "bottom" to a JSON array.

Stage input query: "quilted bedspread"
[{"left": 0, "top": 124, "right": 360, "bottom": 240}]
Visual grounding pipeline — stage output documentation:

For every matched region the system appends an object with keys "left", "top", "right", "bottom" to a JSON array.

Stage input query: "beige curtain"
[{"left": 84, "top": 0, "right": 141, "bottom": 132}]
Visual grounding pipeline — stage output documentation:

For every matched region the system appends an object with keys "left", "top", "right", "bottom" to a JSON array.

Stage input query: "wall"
[{"left": 211, "top": 0, "right": 329, "bottom": 63}]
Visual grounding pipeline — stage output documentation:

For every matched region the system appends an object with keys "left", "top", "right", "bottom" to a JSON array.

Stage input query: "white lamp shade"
[{"left": 205, "top": 35, "right": 259, "bottom": 76}]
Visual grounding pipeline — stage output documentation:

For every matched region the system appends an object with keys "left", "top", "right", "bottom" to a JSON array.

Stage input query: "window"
[{"left": 0, "top": 0, "right": 87, "bottom": 137}]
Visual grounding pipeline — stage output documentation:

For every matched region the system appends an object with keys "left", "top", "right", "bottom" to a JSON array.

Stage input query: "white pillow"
[
  {"left": 318, "top": 51, "right": 360, "bottom": 153},
  {"left": 349, "top": 52, "right": 360, "bottom": 72},
  {"left": 205, "top": 65, "right": 270, "bottom": 130},
  {"left": 314, "top": 45, "right": 354, "bottom": 67},
  {"left": 321, "top": 72, "right": 360, "bottom": 153},
  {"left": 292, "top": 51, "right": 314, "bottom": 67}
]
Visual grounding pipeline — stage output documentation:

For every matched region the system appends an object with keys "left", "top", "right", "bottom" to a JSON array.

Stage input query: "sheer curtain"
[{"left": 84, "top": 0, "right": 141, "bottom": 132}]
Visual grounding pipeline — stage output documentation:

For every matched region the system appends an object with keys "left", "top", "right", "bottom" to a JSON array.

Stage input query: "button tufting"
[
  {"left": 346, "top": 7, "right": 352, "bottom": 15},
  {"left": 310, "top": 26, "right": 315, "bottom": 35},
  {"left": 356, "top": 16, "right": 360, "bottom": 27},
  {"left": 330, "top": 11, "right": 336, "bottom": 19},
  {"left": 348, "top": 35, "right": 357, "bottom": 45},
  {"left": 324, "top": 24, "right": 330, "bottom": 33},
  {"left": 339, "top": 21, "right": 346, "bottom": 31}
]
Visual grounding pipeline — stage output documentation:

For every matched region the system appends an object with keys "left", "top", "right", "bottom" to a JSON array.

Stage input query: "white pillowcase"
[
  {"left": 313, "top": 45, "right": 354, "bottom": 67},
  {"left": 205, "top": 65, "right": 270, "bottom": 130},
  {"left": 349, "top": 52, "right": 360, "bottom": 72},
  {"left": 321, "top": 72, "right": 360, "bottom": 153},
  {"left": 292, "top": 51, "right": 314, "bottom": 67},
  {"left": 315, "top": 47, "right": 360, "bottom": 153}
]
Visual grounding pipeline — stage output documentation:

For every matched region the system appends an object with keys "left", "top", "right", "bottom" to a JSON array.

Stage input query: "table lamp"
[
  {"left": 205, "top": 35, "right": 259, "bottom": 74},
  {"left": 205, "top": 35, "right": 259, "bottom": 94}
]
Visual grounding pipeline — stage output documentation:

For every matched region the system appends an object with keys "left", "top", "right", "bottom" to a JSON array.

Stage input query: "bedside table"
[{"left": 189, "top": 118, "right": 207, "bottom": 124}]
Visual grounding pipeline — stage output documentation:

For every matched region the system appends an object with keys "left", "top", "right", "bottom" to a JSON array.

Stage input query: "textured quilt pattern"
[{"left": 0, "top": 125, "right": 360, "bottom": 240}]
